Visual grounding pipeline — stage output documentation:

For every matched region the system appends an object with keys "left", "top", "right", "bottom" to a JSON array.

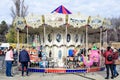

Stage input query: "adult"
[
  {"left": 102, "top": 46, "right": 114, "bottom": 79},
  {"left": 19, "top": 46, "right": 30, "bottom": 76},
  {"left": 5, "top": 46, "right": 14, "bottom": 77},
  {"left": 113, "top": 48, "right": 119, "bottom": 77}
]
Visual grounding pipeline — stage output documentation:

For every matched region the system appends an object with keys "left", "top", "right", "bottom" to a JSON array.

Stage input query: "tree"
[
  {"left": 11, "top": 0, "right": 28, "bottom": 19},
  {"left": 8, "top": 0, "right": 28, "bottom": 43},
  {"left": 110, "top": 17, "right": 120, "bottom": 41},
  {"left": 6, "top": 25, "right": 17, "bottom": 43},
  {"left": 0, "top": 21, "right": 8, "bottom": 34},
  {"left": 0, "top": 21, "right": 8, "bottom": 42}
]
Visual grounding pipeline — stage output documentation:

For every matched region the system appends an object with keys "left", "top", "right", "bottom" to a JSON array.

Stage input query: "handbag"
[{"left": 114, "top": 60, "right": 120, "bottom": 65}]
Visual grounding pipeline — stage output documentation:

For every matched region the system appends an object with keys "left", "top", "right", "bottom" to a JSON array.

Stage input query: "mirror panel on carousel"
[
  {"left": 67, "top": 33, "right": 71, "bottom": 43},
  {"left": 45, "top": 33, "right": 53, "bottom": 47},
  {"left": 56, "top": 33, "right": 61, "bottom": 43},
  {"left": 80, "top": 34, "right": 84, "bottom": 45},
  {"left": 48, "top": 33, "right": 52, "bottom": 43},
  {"left": 57, "top": 48, "right": 64, "bottom": 67},
  {"left": 74, "top": 33, "right": 80, "bottom": 46},
  {"left": 66, "top": 33, "right": 73, "bottom": 47},
  {"left": 54, "top": 32, "right": 64, "bottom": 46},
  {"left": 75, "top": 34, "right": 79, "bottom": 43}
]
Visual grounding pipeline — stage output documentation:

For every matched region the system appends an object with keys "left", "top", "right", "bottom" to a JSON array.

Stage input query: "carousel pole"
[
  {"left": 65, "top": 23, "right": 68, "bottom": 68},
  {"left": 42, "top": 15, "right": 45, "bottom": 50},
  {"left": 82, "top": 32, "right": 85, "bottom": 48},
  {"left": 86, "top": 16, "right": 91, "bottom": 54},
  {"left": 24, "top": 18, "right": 28, "bottom": 48},
  {"left": 85, "top": 25, "right": 88, "bottom": 54},
  {"left": 100, "top": 19, "right": 105, "bottom": 67},
  {"left": 43, "top": 25, "right": 46, "bottom": 49},
  {"left": 106, "top": 29, "right": 108, "bottom": 46},
  {"left": 100, "top": 26, "right": 102, "bottom": 52},
  {"left": 65, "top": 15, "right": 68, "bottom": 68},
  {"left": 66, "top": 24, "right": 68, "bottom": 56},
  {"left": 99, "top": 26, "right": 103, "bottom": 67},
  {"left": 27, "top": 26, "right": 28, "bottom": 48},
  {"left": 17, "top": 28, "right": 20, "bottom": 61}
]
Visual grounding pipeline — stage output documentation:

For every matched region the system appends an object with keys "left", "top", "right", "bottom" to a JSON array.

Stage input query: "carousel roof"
[{"left": 51, "top": 5, "right": 72, "bottom": 14}]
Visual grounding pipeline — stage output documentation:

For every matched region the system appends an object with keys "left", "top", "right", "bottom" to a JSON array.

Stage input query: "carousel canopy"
[
  {"left": 51, "top": 5, "right": 72, "bottom": 14},
  {"left": 14, "top": 5, "right": 110, "bottom": 30}
]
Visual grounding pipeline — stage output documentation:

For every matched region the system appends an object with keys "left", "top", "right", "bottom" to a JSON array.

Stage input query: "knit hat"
[{"left": 92, "top": 45, "right": 97, "bottom": 50}]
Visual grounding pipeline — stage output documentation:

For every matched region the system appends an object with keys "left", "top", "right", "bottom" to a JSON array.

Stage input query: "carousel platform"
[{"left": 28, "top": 67, "right": 105, "bottom": 73}]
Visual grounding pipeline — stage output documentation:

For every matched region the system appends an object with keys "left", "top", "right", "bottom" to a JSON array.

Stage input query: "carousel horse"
[
  {"left": 90, "top": 49, "right": 100, "bottom": 66},
  {"left": 82, "top": 46, "right": 100, "bottom": 67},
  {"left": 82, "top": 54, "right": 93, "bottom": 68}
]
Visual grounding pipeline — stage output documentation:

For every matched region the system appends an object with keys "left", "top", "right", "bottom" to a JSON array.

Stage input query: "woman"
[
  {"left": 5, "top": 46, "right": 14, "bottom": 77},
  {"left": 113, "top": 48, "right": 119, "bottom": 77}
]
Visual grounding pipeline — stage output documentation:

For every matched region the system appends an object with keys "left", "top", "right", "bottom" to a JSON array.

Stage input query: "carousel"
[{"left": 14, "top": 5, "right": 110, "bottom": 73}]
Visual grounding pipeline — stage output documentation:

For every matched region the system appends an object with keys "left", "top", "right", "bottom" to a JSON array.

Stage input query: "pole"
[
  {"left": 100, "top": 27, "right": 102, "bottom": 51},
  {"left": 17, "top": 29, "right": 19, "bottom": 52},
  {"left": 65, "top": 24, "right": 68, "bottom": 68},
  {"left": 66, "top": 24, "right": 67, "bottom": 56},
  {"left": 43, "top": 24, "right": 46, "bottom": 50},
  {"left": 106, "top": 30, "right": 108, "bottom": 46},
  {"left": 86, "top": 25, "right": 88, "bottom": 54},
  {"left": 17, "top": 29, "right": 20, "bottom": 64},
  {"left": 100, "top": 27, "right": 102, "bottom": 66},
  {"left": 26, "top": 28, "right": 28, "bottom": 47}
]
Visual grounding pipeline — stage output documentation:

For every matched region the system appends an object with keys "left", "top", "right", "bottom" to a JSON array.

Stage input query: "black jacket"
[{"left": 19, "top": 49, "right": 30, "bottom": 62}]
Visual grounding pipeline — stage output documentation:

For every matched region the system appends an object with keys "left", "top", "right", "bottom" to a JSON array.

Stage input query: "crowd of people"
[
  {"left": 0, "top": 45, "right": 119, "bottom": 79},
  {"left": 3, "top": 46, "right": 30, "bottom": 77},
  {"left": 102, "top": 46, "right": 119, "bottom": 79}
]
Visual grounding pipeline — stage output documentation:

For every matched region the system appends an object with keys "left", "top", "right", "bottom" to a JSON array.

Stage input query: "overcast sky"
[{"left": 0, "top": 0, "right": 120, "bottom": 24}]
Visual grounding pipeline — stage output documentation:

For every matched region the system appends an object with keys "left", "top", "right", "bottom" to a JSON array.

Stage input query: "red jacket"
[
  {"left": 103, "top": 50, "right": 113, "bottom": 64},
  {"left": 113, "top": 51, "right": 119, "bottom": 60}
]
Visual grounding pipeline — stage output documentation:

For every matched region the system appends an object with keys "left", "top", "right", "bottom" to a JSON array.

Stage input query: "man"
[
  {"left": 19, "top": 46, "right": 30, "bottom": 76},
  {"left": 102, "top": 46, "right": 114, "bottom": 79}
]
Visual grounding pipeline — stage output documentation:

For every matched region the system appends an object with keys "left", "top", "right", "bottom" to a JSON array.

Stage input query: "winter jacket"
[
  {"left": 5, "top": 50, "right": 14, "bottom": 61},
  {"left": 113, "top": 51, "right": 119, "bottom": 60},
  {"left": 103, "top": 50, "right": 113, "bottom": 64},
  {"left": 19, "top": 49, "right": 30, "bottom": 63}
]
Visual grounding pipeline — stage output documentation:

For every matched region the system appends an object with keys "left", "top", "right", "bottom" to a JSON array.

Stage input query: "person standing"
[
  {"left": 19, "top": 46, "right": 30, "bottom": 76},
  {"left": 5, "top": 46, "right": 14, "bottom": 77},
  {"left": 102, "top": 46, "right": 114, "bottom": 79},
  {"left": 113, "top": 48, "right": 119, "bottom": 77}
]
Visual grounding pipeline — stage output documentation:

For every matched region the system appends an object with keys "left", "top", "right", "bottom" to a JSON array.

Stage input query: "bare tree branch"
[{"left": 11, "top": 0, "right": 28, "bottom": 19}]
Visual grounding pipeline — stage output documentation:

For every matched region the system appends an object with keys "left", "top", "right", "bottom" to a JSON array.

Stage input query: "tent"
[{"left": 51, "top": 5, "right": 72, "bottom": 14}]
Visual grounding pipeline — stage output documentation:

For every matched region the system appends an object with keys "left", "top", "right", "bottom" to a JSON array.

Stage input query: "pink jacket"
[{"left": 5, "top": 50, "right": 14, "bottom": 61}]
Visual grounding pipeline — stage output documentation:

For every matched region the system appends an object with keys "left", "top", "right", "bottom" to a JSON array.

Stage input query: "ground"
[{"left": 0, "top": 66, "right": 120, "bottom": 80}]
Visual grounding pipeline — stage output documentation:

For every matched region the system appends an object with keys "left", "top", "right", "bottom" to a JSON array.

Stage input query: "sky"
[{"left": 0, "top": 0, "right": 120, "bottom": 24}]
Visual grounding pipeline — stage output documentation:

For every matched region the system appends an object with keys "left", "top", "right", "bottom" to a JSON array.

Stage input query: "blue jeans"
[
  {"left": 113, "top": 64, "right": 118, "bottom": 76},
  {"left": 6, "top": 61, "right": 12, "bottom": 76}
]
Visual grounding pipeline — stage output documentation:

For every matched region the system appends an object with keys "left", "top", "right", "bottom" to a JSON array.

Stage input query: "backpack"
[{"left": 107, "top": 53, "right": 113, "bottom": 61}]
